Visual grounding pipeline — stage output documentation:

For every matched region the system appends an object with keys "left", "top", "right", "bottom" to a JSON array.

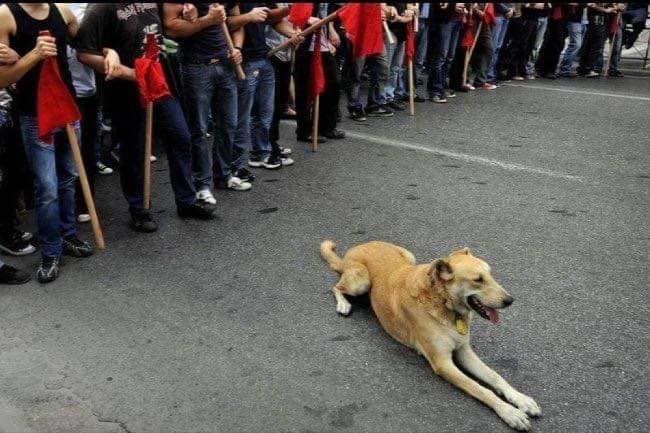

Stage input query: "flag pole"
[
  {"left": 143, "top": 101, "right": 153, "bottom": 210},
  {"left": 268, "top": 10, "right": 342, "bottom": 58},
  {"left": 65, "top": 124, "right": 105, "bottom": 250},
  {"left": 311, "top": 95, "right": 320, "bottom": 152},
  {"left": 383, "top": 21, "right": 395, "bottom": 45},
  {"left": 604, "top": 12, "right": 619, "bottom": 78},
  {"left": 408, "top": 59, "right": 415, "bottom": 116},
  {"left": 221, "top": 21, "right": 246, "bottom": 80},
  {"left": 462, "top": 21, "right": 482, "bottom": 89}
]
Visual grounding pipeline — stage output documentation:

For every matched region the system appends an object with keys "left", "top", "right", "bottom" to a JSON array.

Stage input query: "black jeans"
[
  {"left": 0, "top": 121, "right": 26, "bottom": 235},
  {"left": 75, "top": 95, "right": 99, "bottom": 214},
  {"left": 535, "top": 18, "right": 568, "bottom": 76},
  {"left": 500, "top": 17, "right": 538, "bottom": 78},
  {"left": 470, "top": 24, "right": 494, "bottom": 85},
  {"left": 270, "top": 56, "right": 292, "bottom": 155},
  {"left": 294, "top": 50, "right": 340, "bottom": 138},
  {"left": 579, "top": 16, "right": 607, "bottom": 72}
]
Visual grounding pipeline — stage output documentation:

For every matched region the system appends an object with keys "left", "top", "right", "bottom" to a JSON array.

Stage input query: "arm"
[
  {"left": 162, "top": 3, "right": 224, "bottom": 38},
  {"left": 55, "top": 3, "right": 79, "bottom": 38},
  {"left": 266, "top": 5, "right": 289, "bottom": 24},
  {"left": 228, "top": 5, "right": 269, "bottom": 31},
  {"left": 0, "top": 43, "right": 19, "bottom": 65}
]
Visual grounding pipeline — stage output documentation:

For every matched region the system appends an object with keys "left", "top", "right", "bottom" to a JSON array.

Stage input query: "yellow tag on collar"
[{"left": 455, "top": 316, "right": 469, "bottom": 335}]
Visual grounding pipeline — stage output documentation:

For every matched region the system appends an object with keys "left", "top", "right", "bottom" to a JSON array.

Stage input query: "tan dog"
[{"left": 320, "top": 240, "right": 541, "bottom": 431}]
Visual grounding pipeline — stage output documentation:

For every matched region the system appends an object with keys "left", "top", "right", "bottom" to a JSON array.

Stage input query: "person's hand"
[
  {"left": 328, "top": 29, "right": 340, "bottom": 47},
  {"left": 0, "top": 43, "right": 19, "bottom": 65},
  {"left": 328, "top": 41, "right": 336, "bottom": 55},
  {"left": 103, "top": 48, "right": 122, "bottom": 79},
  {"left": 475, "top": 8, "right": 485, "bottom": 19},
  {"left": 229, "top": 47, "right": 242, "bottom": 65},
  {"left": 288, "top": 32, "right": 305, "bottom": 48},
  {"left": 32, "top": 35, "right": 57, "bottom": 60},
  {"left": 105, "top": 64, "right": 135, "bottom": 81},
  {"left": 182, "top": 3, "right": 198, "bottom": 22},
  {"left": 307, "top": 16, "right": 320, "bottom": 25},
  {"left": 454, "top": 3, "right": 466, "bottom": 13},
  {"left": 388, "top": 6, "right": 398, "bottom": 21},
  {"left": 206, "top": 3, "right": 226, "bottom": 24},
  {"left": 606, "top": 7, "right": 617, "bottom": 14},
  {"left": 247, "top": 6, "right": 269, "bottom": 23},
  {"left": 403, "top": 9, "right": 415, "bottom": 20},
  {"left": 505, "top": 9, "right": 514, "bottom": 19}
]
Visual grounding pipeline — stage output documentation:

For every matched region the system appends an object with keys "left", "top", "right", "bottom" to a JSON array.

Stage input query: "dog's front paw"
[
  {"left": 508, "top": 392, "right": 541, "bottom": 417},
  {"left": 335, "top": 300, "right": 352, "bottom": 316},
  {"left": 496, "top": 404, "right": 531, "bottom": 431}
]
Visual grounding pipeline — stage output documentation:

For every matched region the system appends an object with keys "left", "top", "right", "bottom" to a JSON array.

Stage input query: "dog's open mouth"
[{"left": 468, "top": 295, "right": 500, "bottom": 324}]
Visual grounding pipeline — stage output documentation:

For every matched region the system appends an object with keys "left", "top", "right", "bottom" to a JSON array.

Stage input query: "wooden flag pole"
[
  {"left": 462, "top": 21, "right": 483, "bottom": 88},
  {"left": 65, "top": 124, "right": 105, "bottom": 250},
  {"left": 604, "top": 13, "right": 619, "bottom": 78},
  {"left": 311, "top": 95, "right": 320, "bottom": 152},
  {"left": 267, "top": 10, "right": 341, "bottom": 58},
  {"left": 383, "top": 21, "right": 395, "bottom": 44},
  {"left": 143, "top": 101, "right": 153, "bottom": 210},
  {"left": 221, "top": 21, "right": 246, "bottom": 80},
  {"left": 408, "top": 59, "right": 415, "bottom": 116}
]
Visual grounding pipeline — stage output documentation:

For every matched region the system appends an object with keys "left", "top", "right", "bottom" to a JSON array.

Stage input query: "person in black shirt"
[
  {"left": 578, "top": 3, "right": 618, "bottom": 77},
  {"left": 76, "top": 3, "right": 216, "bottom": 234}
]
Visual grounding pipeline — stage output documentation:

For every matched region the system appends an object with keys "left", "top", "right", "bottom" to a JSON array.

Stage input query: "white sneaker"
[
  {"left": 96, "top": 162, "right": 113, "bottom": 175},
  {"left": 150, "top": 155, "right": 157, "bottom": 162},
  {"left": 280, "top": 147, "right": 292, "bottom": 156},
  {"left": 77, "top": 214, "right": 91, "bottom": 223},
  {"left": 196, "top": 188, "right": 217, "bottom": 205},
  {"left": 226, "top": 176, "right": 252, "bottom": 191},
  {"left": 281, "top": 156, "right": 294, "bottom": 166}
]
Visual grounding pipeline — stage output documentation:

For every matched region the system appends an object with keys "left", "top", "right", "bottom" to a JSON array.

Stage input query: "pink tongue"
[{"left": 485, "top": 307, "right": 500, "bottom": 324}]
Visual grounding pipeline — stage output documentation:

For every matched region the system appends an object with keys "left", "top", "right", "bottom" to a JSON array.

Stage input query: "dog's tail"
[{"left": 320, "top": 240, "right": 344, "bottom": 273}]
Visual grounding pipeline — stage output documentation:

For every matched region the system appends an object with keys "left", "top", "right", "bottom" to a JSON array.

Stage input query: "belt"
[{"left": 184, "top": 57, "right": 223, "bottom": 66}]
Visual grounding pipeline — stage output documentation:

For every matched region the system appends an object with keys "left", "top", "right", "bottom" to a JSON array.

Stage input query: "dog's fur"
[{"left": 320, "top": 240, "right": 541, "bottom": 431}]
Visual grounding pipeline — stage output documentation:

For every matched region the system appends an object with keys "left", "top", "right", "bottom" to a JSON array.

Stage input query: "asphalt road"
[{"left": 1, "top": 75, "right": 648, "bottom": 433}]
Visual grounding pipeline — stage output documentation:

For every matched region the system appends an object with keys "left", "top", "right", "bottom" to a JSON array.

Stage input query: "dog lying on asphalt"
[{"left": 320, "top": 240, "right": 541, "bottom": 431}]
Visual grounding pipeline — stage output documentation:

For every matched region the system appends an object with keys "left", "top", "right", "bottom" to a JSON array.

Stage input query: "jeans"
[
  {"left": 415, "top": 20, "right": 429, "bottom": 73},
  {"left": 385, "top": 39, "right": 405, "bottom": 103},
  {"left": 526, "top": 17, "right": 548, "bottom": 75},
  {"left": 597, "top": 27, "right": 623, "bottom": 74},
  {"left": 368, "top": 32, "right": 397, "bottom": 107},
  {"left": 233, "top": 58, "right": 275, "bottom": 169},
  {"left": 20, "top": 116, "right": 78, "bottom": 258},
  {"left": 182, "top": 62, "right": 238, "bottom": 187},
  {"left": 76, "top": 95, "right": 100, "bottom": 214},
  {"left": 347, "top": 51, "right": 388, "bottom": 110},
  {"left": 111, "top": 95, "right": 196, "bottom": 214},
  {"left": 488, "top": 16, "right": 510, "bottom": 82},
  {"left": 427, "top": 18, "right": 462, "bottom": 97},
  {"left": 559, "top": 21, "right": 585, "bottom": 74}
]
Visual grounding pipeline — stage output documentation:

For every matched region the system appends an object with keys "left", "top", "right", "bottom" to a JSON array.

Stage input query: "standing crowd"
[{"left": 0, "top": 2, "right": 647, "bottom": 284}]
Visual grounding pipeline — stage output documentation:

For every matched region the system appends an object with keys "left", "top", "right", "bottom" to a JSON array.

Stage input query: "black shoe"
[
  {"left": 446, "top": 89, "right": 457, "bottom": 98},
  {"left": 414, "top": 94, "right": 426, "bottom": 103},
  {"left": 235, "top": 167, "right": 256, "bottom": 182},
  {"left": 0, "top": 230, "right": 37, "bottom": 256},
  {"left": 265, "top": 154, "right": 284, "bottom": 169},
  {"left": 0, "top": 264, "right": 31, "bottom": 285},
  {"left": 388, "top": 101, "right": 406, "bottom": 111},
  {"left": 37, "top": 256, "right": 60, "bottom": 284},
  {"left": 608, "top": 70, "right": 624, "bottom": 78},
  {"left": 560, "top": 71, "right": 577, "bottom": 78},
  {"left": 177, "top": 202, "right": 216, "bottom": 220},
  {"left": 63, "top": 235, "right": 94, "bottom": 258},
  {"left": 297, "top": 135, "right": 326, "bottom": 144},
  {"left": 542, "top": 72, "right": 558, "bottom": 80},
  {"left": 323, "top": 129, "right": 346, "bottom": 140},
  {"left": 349, "top": 107, "right": 367, "bottom": 122},
  {"left": 366, "top": 105, "right": 394, "bottom": 117},
  {"left": 130, "top": 212, "right": 158, "bottom": 233}
]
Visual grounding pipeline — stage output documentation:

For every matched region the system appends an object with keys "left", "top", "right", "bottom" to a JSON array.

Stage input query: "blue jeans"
[
  {"left": 526, "top": 17, "right": 548, "bottom": 75},
  {"left": 597, "top": 27, "right": 623, "bottom": 73},
  {"left": 21, "top": 116, "right": 78, "bottom": 258},
  {"left": 385, "top": 39, "right": 405, "bottom": 102},
  {"left": 427, "top": 18, "right": 462, "bottom": 97},
  {"left": 488, "top": 16, "right": 509, "bottom": 82},
  {"left": 559, "top": 21, "right": 585, "bottom": 74},
  {"left": 367, "top": 33, "right": 393, "bottom": 107},
  {"left": 415, "top": 20, "right": 429, "bottom": 72},
  {"left": 182, "top": 62, "right": 238, "bottom": 187},
  {"left": 233, "top": 58, "right": 275, "bottom": 169}
]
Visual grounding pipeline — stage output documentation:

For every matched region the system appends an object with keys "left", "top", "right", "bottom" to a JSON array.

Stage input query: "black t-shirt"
[
  {"left": 238, "top": 3, "right": 275, "bottom": 61},
  {"left": 387, "top": 3, "right": 407, "bottom": 43},
  {"left": 563, "top": 5, "right": 585, "bottom": 23},
  {"left": 431, "top": 3, "right": 459, "bottom": 23},
  {"left": 75, "top": 3, "right": 162, "bottom": 111},
  {"left": 176, "top": 3, "right": 229, "bottom": 63}
]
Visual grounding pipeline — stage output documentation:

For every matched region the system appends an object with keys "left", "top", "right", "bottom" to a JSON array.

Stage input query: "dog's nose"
[{"left": 502, "top": 296, "right": 514, "bottom": 307}]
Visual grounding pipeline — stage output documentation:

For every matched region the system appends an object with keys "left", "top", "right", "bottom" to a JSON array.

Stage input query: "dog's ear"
[
  {"left": 429, "top": 259, "right": 454, "bottom": 283},
  {"left": 450, "top": 247, "right": 471, "bottom": 256}
]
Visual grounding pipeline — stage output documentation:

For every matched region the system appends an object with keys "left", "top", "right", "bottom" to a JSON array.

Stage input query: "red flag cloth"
[
  {"left": 404, "top": 20, "right": 415, "bottom": 64},
  {"left": 288, "top": 3, "right": 313, "bottom": 28},
  {"left": 609, "top": 13, "right": 619, "bottom": 39},
  {"left": 134, "top": 33, "right": 170, "bottom": 107},
  {"left": 460, "top": 13, "right": 474, "bottom": 49},
  {"left": 551, "top": 5, "right": 563, "bottom": 21},
  {"left": 483, "top": 3, "right": 497, "bottom": 26},
  {"left": 337, "top": 3, "right": 384, "bottom": 59},
  {"left": 308, "top": 28, "right": 325, "bottom": 102},
  {"left": 37, "top": 57, "right": 81, "bottom": 141}
]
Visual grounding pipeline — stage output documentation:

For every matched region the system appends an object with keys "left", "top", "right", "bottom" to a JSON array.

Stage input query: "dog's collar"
[{"left": 455, "top": 313, "right": 469, "bottom": 335}]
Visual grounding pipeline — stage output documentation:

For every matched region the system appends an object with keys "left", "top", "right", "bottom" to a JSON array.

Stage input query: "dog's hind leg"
[
  {"left": 455, "top": 345, "right": 541, "bottom": 417},
  {"left": 332, "top": 261, "right": 370, "bottom": 316},
  {"left": 395, "top": 246, "right": 416, "bottom": 265}
]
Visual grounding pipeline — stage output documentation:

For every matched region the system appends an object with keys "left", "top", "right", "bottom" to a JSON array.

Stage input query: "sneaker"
[
  {"left": 0, "top": 231, "right": 36, "bottom": 256},
  {"left": 234, "top": 167, "right": 256, "bottom": 182},
  {"left": 77, "top": 214, "right": 91, "bottom": 223},
  {"left": 101, "top": 120, "right": 112, "bottom": 132},
  {"left": 608, "top": 70, "right": 624, "bottom": 78},
  {"left": 226, "top": 176, "right": 252, "bottom": 191},
  {"left": 96, "top": 162, "right": 113, "bottom": 175},
  {"left": 280, "top": 156, "right": 294, "bottom": 166},
  {"left": 349, "top": 107, "right": 367, "bottom": 122},
  {"left": 512, "top": 75, "right": 525, "bottom": 81},
  {"left": 196, "top": 188, "right": 217, "bottom": 205},
  {"left": 323, "top": 129, "right": 346, "bottom": 140},
  {"left": 297, "top": 135, "right": 326, "bottom": 143},
  {"left": 560, "top": 71, "right": 577, "bottom": 78},
  {"left": 446, "top": 90, "right": 457, "bottom": 98},
  {"left": 525, "top": 74, "right": 537, "bottom": 80},
  {"left": 480, "top": 83, "right": 497, "bottom": 90},
  {"left": 263, "top": 155, "right": 283, "bottom": 169},
  {"left": 414, "top": 94, "right": 426, "bottom": 103},
  {"left": 150, "top": 155, "right": 157, "bottom": 163},
  {"left": 63, "top": 235, "right": 94, "bottom": 258},
  {"left": 19, "top": 231, "right": 33, "bottom": 242},
  {"left": 279, "top": 146, "right": 292, "bottom": 156},
  {"left": 431, "top": 95, "right": 447, "bottom": 103},
  {"left": 0, "top": 264, "right": 31, "bottom": 285},
  {"left": 110, "top": 150, "right": 120, "bottom": 164},
  {"left": 388, "top": 101, "right": 406, "bottom": 111},
  {"left": 541, "top": 73, "right": 556, "bottom": 80},
  {"left": 130, "top": 212, "right": 158, "bottom": 233},
  {"left": 177, "top": 202, "right": 216, "bottom": 220},
  {"left": 37, "top": 256, "right": 60, "bottom": 284},
  {"left": 366, "top": 105, "right": 394, "bottom": 117},
  {"left": 585, "top": 70, "right": 599, "bottom": 78}
]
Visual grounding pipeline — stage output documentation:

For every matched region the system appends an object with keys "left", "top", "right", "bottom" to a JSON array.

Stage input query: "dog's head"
[{"left": 428, "top": 247, "right": 514, "bottom": 324}]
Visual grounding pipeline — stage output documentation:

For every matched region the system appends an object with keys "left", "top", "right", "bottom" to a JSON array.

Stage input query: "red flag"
[
  {"left": 308, "top": 28, "right": 325, "bottom": 102},
  {"left": 460, "top": 13, "right": 474, "bottom": 49},
  {"left": 551, "top": 5, "right": 563, "bottom": 21},
  {"left": 337, "top": 3, "right": 384, "bottom": 58},
  {"left": 288, "top": 3, "right": 313, "bottom": 28},
  {"left": 37, "top": 34, "right": 81, "bottom": 141},
  {"left": 404, "top": 20, "right": 415, "bottom": 64},
  {"left": 483, "top": 3, "right": 497, "bottom": 26},
  {"left": 609, "top": 13, "right": 619, "bottom": 40},
  {"left": 134, "top": 33, "right": 171, "bottom": 107}
]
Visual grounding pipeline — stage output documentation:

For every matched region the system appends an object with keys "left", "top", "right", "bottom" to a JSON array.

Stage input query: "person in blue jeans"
[
  {"left": 559, "top": 5, "right": 587, "bottom": 77},
  {"left": 488, "top": 4, "right": 514, "bottom": 84},
  {"left": 427, "top": 3, "right": 465, "bottom": 103},
  {"left": 163, "top": 3, "right": 250, "bottom": 198},
  {"left": 229, "top": 3, "right": 299, "bottom": 174},
  {"left": 0, "top": 2, "right": 94, "bottom": 284}
]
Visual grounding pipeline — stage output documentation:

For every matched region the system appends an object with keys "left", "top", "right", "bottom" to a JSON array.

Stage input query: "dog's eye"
[{"left": 474, "top": 276, "right": 484, "bottom": 283}]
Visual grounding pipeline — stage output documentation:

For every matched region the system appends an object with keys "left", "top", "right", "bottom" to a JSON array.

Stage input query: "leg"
[
  {"left": 332, "top": 261, "right": 370, "bottom": 316},
  {"left": 112, "top": 101, "right": 146, "bottom": 215},
  {"left": 76, "top": 95, "right": 99, "bottom": 214},
  {"left": 293, "top": 52, "right": 311, "bottom": 138},
  {"left": 455, "top": 345, "right": 541, "bottom": 416},
  {"left": 250, "top": 59, "right": 275, "bottom": 160},
  {"left": 54, "top": 126, "right": 79, "bottom": 239},
  {"left": 213, "top": 66, "right": 238, "bottom": 182},
  {"left": 319, "top": 53, "right": 340, "bottom": 135},
  {"left": 233, "top": 61, "right": 257, "bottom": 171}
]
